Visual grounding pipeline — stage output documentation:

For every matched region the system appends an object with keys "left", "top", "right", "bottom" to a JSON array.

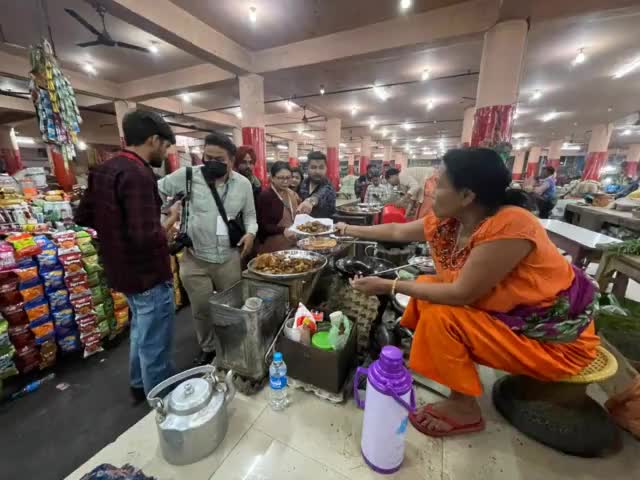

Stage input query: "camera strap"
[{"left": 179, "top": 167, "right": 192, "bottom": 233}]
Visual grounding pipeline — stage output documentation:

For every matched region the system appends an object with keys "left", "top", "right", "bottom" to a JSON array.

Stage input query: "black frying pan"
[{"left": 335, "top": 256, "right": 397, "bottom": 280}]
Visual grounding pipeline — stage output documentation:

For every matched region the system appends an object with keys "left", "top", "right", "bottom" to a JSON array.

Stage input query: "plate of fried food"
[
  {"left": 297, "top": 236, "right": 339, "bottom": 254},
  {"left": 290, "top": 214, "right": 334, "bottom": 236},
  {"left": 248, "top": 250, "right": 328, "bottom": 279}
]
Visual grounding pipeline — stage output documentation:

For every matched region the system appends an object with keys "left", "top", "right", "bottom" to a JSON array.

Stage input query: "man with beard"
[
  {"left": 75, "top": 110, "right": 179, "bottom": 403},
  {"left": 297, "top": 151, "right": 337, "bottom": 218},
  {"left": 158, "top": 132, "right": 257, "bottom": 366}
]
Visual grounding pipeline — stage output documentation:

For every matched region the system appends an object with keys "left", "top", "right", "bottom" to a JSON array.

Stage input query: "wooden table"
[
  {"left": 564, "top": 203, "right": 640, "bottom": 232},
  {"left": 540, "top": 219, "right": 621, "bottom": 268},
  {"left": 595, "top": 253, "right": 640, "bottom": 299}
]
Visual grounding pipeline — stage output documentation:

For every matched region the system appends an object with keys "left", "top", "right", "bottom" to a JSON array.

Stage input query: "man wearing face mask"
[
  {"left": 75, "top": 110, "right": 178, "bottom": 403},
  {"left": 158, "top": 132, "right": 258, "bottom": 366}
]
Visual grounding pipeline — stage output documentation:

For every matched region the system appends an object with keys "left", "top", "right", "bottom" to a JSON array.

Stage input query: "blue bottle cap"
[{"left": 273, "top": 352, "right": 283, "bottom": 362}]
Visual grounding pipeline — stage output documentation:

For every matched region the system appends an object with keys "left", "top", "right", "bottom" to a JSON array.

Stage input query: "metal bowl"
[{"left": 247, "top": 249, "right": 328, "bottom": 280}]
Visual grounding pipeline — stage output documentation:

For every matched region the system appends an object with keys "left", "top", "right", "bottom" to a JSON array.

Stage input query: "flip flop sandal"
[{"left": 409, "top": 404, "right": 486, "bottom": 438}]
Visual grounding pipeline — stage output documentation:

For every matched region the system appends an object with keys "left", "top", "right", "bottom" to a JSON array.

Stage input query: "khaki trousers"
[{"left": 179, "top": 249, "right": 241, "bottom": 352}]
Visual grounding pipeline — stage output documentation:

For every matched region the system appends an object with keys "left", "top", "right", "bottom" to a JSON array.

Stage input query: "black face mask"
[{"left": 202, "top": 160, "right": 227, "bottom": 181}]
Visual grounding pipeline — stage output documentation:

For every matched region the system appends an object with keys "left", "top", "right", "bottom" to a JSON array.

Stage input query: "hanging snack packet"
[
  {"left": 14, "top": 345, "right": 40, "bottom": 374},
  {"left": 90, "top": 285, "right": 106, "bottom": 305},
  {"left": 19, "top": 280, "right": 45, "bottom": 303},
  {"left": 0, "top": 346, "right": 18, "bottom": 379},
  {"left": 35, "top": 238, "right": 60, "bottom": 272},
  {"left": 77, "top": 313, "right": 98, "bottom": 337},
  {"left": 48, "top": 288, "right": 70, "bottom": 311},
  {"left": 24, "top": 297, "right": 50, "bottom": 322},
  {"left": 56, "top": 327, "right": 80, "bottom": 354},
  {"left": 14, "top": 263, "right": 39, "bottom": 283},
  {"left": 0, "top": 319, "right": 12, "bottom": 355},
  {"left": 7, "top": 233, "right": 42, "bottom": 259},
  {"left": 0, "top": 241, "right": 17, "bottom": 272},
  {"left": 52, "top": 231, "right": 76, "bottom": 249},
  {"left": 1, "top": 302, "right": 27, "bottom": 326},
  {"left": 29, "top": 316, "right": 55, "bottom": 344},
  {"left": 0, "top": 275, "right": 21, "bottom": 306},
  {"left": 8, "top": 323, "right": 34, "bottom": 349},
  {"left": 97, "top": 320, "right": 110, "bottom": 338},
  {"left": 41, "top": 268, "right": 65, "bottom": 291},
  {"left": 81, "top": 331, "right": 103, "bottom": 358},
  {"left": 71, "top": 293, "right": 93, "bottom": 317},
  {"left": 87, "top": 271, "right": 101, "bottom": 288},
  {"left": 39, "top": 339, "right": 57, "bottom": 369},
  {"left": 82, "top": 254, "right": 102, "bottom": 274},
  {"left": 59, "top": 248, "right": 84, "bottom": 275},
  {"left": 114, "top": 307, "right": 129, "bottom": 331},
  {"left": 66, "top": 273, "right": 89, "bottom": 296},
  {"left": 95, "top": 303, "right": 107, "bottom": 323},
  {"left": 111, "top": 291, "right": 128, "bottom": 310},
  {"left": 52, "top": 307, "right": 75, "bottom": 328}
]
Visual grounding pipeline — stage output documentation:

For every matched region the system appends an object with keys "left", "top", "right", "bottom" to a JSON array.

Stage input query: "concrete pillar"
[
  {"left": 471, "top": 20, "right": 527, "bottom": 147},
  {"left": 383, "top": 144, "right": 393, "bottom": 165},
  {"left": 0, "top": 127, "right": 23, "bottom": 175},
  {"left": 461, "top": 106, "right": 475, "bottom": 147},
  {"left": 325, "top": 118, "right": 341, "bottom": 188},
  {"left": 239, "top": 74, "right": 267, "bottom": 184},
  {"left": 394, "top": 151, "right": 407, "bottom": 171},
  {"left": 525, "top": 146, "right": 542, "bottom": 178},
  {"left": 114, "top": 100, "right": 136, "bottom": 148},
  {"left": 625, "top": 144, "right": 640, "bottom": 178},
  {"left": 583, "top": 123, "right": 613, "bottom": 180},
  {"left": 512, "top": 150, "right": 526, "bottom": 180},
  {"left": 288, "top": 140, "right": 298, "bottom": 167},
  {"left": 233, "top": 128, "right": 243, "bottom": 147},
  {"left": 360, "top": 136, "right": 372, "bottom": 175},
  {"left": 547, "top": 139, "right": 563, "bottom": 171}
]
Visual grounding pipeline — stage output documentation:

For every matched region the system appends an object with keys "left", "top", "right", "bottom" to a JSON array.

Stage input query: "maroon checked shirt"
[{"left": 75, "top": 150, "right": 172, "bottom": 294}]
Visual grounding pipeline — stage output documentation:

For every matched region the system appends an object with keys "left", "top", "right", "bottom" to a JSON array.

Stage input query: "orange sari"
[{"left": 401, "top": 206, "right": 599, "bottom": 396}]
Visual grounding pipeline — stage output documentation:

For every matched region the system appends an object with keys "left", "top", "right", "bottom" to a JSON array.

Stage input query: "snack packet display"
[
  {"left": 114, "top": 307, "right": 129, "bottom": 331},
  {"left": 35, "top": 237, "right": 60, "bottom": 272},
  {"left": 0, "top": 275, "right": 21, "bottom": 306},
  {"left": 56, "top": 327, "right": 80, "bottom": 353},
  {"left": 52, "top": 231, "right": 76, "bottom": 249},
  {"left": 0, "top": 345, "right": 18, "bottom": 379},
  {"left": 7, "top": 233, "right": 41, "bottom": 259},
  {"left": 19, "top": 281, "right": 45, "bottom": 303},
  {"left": 90, "top": 285, "right": 106, "bottom": 305},
  {"left": 0, "top": 240, "right": 17, "bottom": 272},
  {"left": 81, "top": 331, "right": 103, "bottom": 358},
  {"left": 48, "top": 288, "right": 70, "bottom": 311},
  {"left": 111, "top": 291, "right": 127, "bottom": 310},
  {"left": 52, "top": 307, "right": 75, "bottom": 328},
  {"left": 82, "top": 255, "right": 102, "bottom": 274},
  {"left": 41, "top": 269, "right": 65, "bottom": 291},
  {"left": 65, "top": 273, "right": 89, "bottom": 296},
  {"left": 59, "top": 248, "right": 84, "bottom": 275},
  {"left": 14, "top": 263, "right": 39, "bottom": 283},
  {"left": 8, "top": 323, "right": 34, "bottom": 349},
  {"left": 78, "top": 240, "right": 96, "bottom": 257},
  {"left": 0, "top": 319, "right": 12, "bottom": 355},
  {"left": 87, "top": 271, "right": 101, "bottom": 288},
  {"left": 70, "top": 293, "right": 93, "bottom": 317},
  {"left": 39, "top": 339, "right": 57, "bottom": 369},
  {"left": 14, "top": 345, "right": 40, "bottom": 374},
  {"left": 1, "top": 302, "right": 27, "bottom": 326},
  {"left": 24, "top": 297, "right": 50, "bottom": 322},
  {"left": 29, "top": 316, "right": 55, "bottom": 344}
]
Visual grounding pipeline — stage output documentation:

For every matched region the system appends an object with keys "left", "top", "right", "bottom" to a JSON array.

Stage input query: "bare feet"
[{"left": 411, "top": 392, "right": 483, "bottom": 435}]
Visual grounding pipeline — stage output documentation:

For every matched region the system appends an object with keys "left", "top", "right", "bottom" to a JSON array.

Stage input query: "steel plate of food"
[
  {"left": 248, "top": 250, "right": 328, "bottom": 279},
  {"left": 297, "top": 237, "right": 339, "bottom": 253},
  {"left": 297, "top": 221, "right": 331, "bottom": 234}
]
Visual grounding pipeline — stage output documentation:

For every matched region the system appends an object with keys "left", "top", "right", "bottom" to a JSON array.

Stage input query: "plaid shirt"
[
  {"left": 299, "top": 177, "right": 336, "bottom": 218},
  {"left": 75, "top": 151, "right": 172, "bottom": 294}
]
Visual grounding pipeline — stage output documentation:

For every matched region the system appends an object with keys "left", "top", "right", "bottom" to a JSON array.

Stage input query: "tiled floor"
[{"left": 66, "top": 367, "right": 640, "bottom": 480}]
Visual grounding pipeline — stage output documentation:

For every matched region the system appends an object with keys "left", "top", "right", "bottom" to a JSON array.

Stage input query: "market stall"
[{"left": 564, "top": 203, "right": 640, "bottom": 238}]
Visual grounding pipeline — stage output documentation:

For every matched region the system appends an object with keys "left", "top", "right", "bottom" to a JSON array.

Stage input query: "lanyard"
[{"left": 271, "top": 185, "right": 294, "bottom": 220}]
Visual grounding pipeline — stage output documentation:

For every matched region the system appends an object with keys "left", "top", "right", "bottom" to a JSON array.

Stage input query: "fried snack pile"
[
  {"left": 301, "top": 238, "right": 337, "bottom": 251},
  {"left": 297, "top": 221, "right": 330, "bottom": 234},
  {"left": 254, "top": 253, "right": 320, "bottom": 274}
]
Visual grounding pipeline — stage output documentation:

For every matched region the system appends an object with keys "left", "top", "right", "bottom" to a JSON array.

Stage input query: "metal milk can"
[{"left": 147, "top": 365, "right": 235, "bottom": 465}]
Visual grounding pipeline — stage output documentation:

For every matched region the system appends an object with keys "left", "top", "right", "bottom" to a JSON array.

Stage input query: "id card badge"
[{"left": 216, "top": 216, "right": 229, "bottom": 236}]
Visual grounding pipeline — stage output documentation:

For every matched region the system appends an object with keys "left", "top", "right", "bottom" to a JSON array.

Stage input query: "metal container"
[
  {"left": 147, "top": 365, "right": 235, "bottom": 465},
  {"left": 209, "top": 279, "right": 289, "bottom": 380},
  {"left": 247, "top": 249, "right": 328, "bottom": 280}
]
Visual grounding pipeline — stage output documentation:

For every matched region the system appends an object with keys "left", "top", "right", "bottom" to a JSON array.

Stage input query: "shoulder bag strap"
[
  {"left": 179, "top": 167, "right": 192, "bottom": 233},
  {"left": 207, "top": 181, "right": 230, "bottom": 227}
]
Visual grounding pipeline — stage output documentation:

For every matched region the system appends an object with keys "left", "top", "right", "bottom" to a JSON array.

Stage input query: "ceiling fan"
[{"left": 64, "top": 5, "right": 150, "bottom": 53}]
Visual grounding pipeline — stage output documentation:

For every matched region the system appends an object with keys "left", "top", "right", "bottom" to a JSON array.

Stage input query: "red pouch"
[
  {"left": 59, "top": 249, "right": 84, "bottom": 274},
  {"left": 71, "top": 293, "right": 93, "bottom": 317},
  {"left": 66, "top": 273, "right": 89, "bottom": 296},
  {"left": 1, "top": 302, "right": 27, "bottom": 326},
  {"left": 52, "top": 231, "right": 76, "bottom": 249},
  {"left": 8, "top": 323, "right": 35, "bottom": 349}
]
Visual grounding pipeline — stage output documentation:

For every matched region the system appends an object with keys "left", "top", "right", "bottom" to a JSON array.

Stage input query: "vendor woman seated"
[{"left": 337, "top": 147, "right": 599, "bottom": 438}]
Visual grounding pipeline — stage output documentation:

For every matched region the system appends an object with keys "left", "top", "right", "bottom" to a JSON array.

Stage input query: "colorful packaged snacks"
[
  {"left": 41, "top": 269, "right": 65, "bottom": 291},
  {"left": 87, "top": 271, "right": 101, "bottom": 288},
  {"left": 29, "top": 316, "right": 54, "bottom": 344},
  {"left": 48, "top": 288, "right": 70, "bottom": 310},
  {"left": 66, "top": 273, "right": 89, "bottom": 296},
  {"left": 19, "top": 281, "right": 44, "bottom": 302},
  {"left": 75, "top": 230, "right": 92, "bottom": 243},
  {"left": 15, "top": 345, "right": 40, "bottom": 374},
  {"left": 15, "top": 264, "right": 39, "bottom": 283},
  {"left": 78, "top": 313, "right": 98, "bottom": 336},
  {"left": 24, "top": 297, "right": 50, "bottom": 322},
  {"left": 36, "top": 241, "right": 60, "bottom": 272},
  {"left": 71, "top": 293, "right": 93, "bottom": 317},
  {"left": 0, "top": 319, "right": 12, "bottom": 354},
  {"left": 1, "top": 302, "right": 27, "bottom": 326},
  {"left": 114, "top": 307, "right": 129, "bottom": 330},
  {"left": 78, "top": 241, "right": 96, "bottom": 257},
  {"left": 0, "top": 349, "right": 18, "bottom": 379},
  {"left": 52, "top": 307, "right": 74, "bottom": 328},
  {"left": 52, "top": 231, "right": 76, "bottom": 249},
  {"left": 82, "top": 254, "right": 102, "bottom": 274},
  {"left": 7, "top": 233, "right": 41, "bottom": 259},
  {"left": 8, "top": 323, "right": 34, "bottom": 349},
  {"left": 97, "top": 320, "right": 110, "bottom": 338},
  {"left": 56, "top": 328, "right": 80, "bottom": 353},
  {"left": 0, "top": 240, "right": 17, "bottom": 272},
  {"left": 81, "top": 331, "right": 103, "bottom": 358},
  {"left": 111, "top": 291, "right": 128, "bottom": 310},
  {"left": 91, "top": 285, "right": 106, "bottom": 305},
  {"left": 59, "top": 249, "right": 84, "bottom": 274},
  {"left": 95, "top": 303, "right": 107, "bottom": 323},
  {"left": 0, "top": 277, "right": 21, "bottom": 306},
  {"left": 39, "top": 339, "right": 57, "bottom": 369}
]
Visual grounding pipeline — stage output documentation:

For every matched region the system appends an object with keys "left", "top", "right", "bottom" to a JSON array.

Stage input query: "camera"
[{"left": 169, "top": 232, "right": 193, "bottom": 255}]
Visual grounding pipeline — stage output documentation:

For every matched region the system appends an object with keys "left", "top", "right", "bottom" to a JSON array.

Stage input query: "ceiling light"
[
  {"left": 297, "top": 126, "right": 304, "bottom": 134},
  {"left": 402, "top": 122, "right": 412, "bottom": 131},
  {"left": 513, "top": 110, "right": 519, "bottom": 120},
  {"left": 285, "top": 100, "right": 293, "bottom": 112},
  {"left": 149, "top": 44, "right": 159, "bottom": 55},
  {"left": 613, "top": 55, "right": 640, "bottom": 79},
  {"left": 16, "top": 136, "right": 35, "bottom": 145},
  {"left": 249, "top": 6, "right": 257, "bottom": 23},
  {"left": 373, "top": 85, "right": 389, "bottom": 101},
  {"left": 320, "top": 85, "right": 325, "bottom": 95},
  {"left": 416, "top": 137, "right": 423, "bottom": 142},
  {"left": 78, "top": 140, "right": 87, "bottom": 151},
  {"left": 400, "top": 0, "right": 412, "bottom": 10},
  {"left": 236, "top": 110, "right": 243, "bottom": 119},
  {"left": 181, "top": 93, "right": 192, "bottom": 103},
  {"left": 622, "top": 129, "right": 632, "bottom": 136},
  {"left": 541, "top": 111, "right": 557, "bottom": 122},
  {"left": 421, "top": 69, "right": 431, "bottom": 82},
  {"left": 562, "top": 143, "right": 581, "bottom": 151},
  {"left": 381, "top": 128, "right": 388, "bottom": 137},
  {"left": 426, "top": 100, "right": 434, "bottom": 111},
  {"left": 83, "top": 63, "right": 96, "bottom": 76},
  {"left": 302, "top": 132, "right": 315, "bottom": 138},
  {"left": 531, "top": 90, "right": 542, "bottom": 101},
  {"left": 339, "top": 143, "right": 347, "bottom": 148},
  {"left": 276, "top": 144, "right": 287, "bottom": 150},
  {"left": 607, "top": 106, "right": 613, "bottom": 112},
  {"left": 391, "top": 137, "right": 397, "bottom": 144},
  {"left": 369, "top": 119, "right": 377, "bottom": 130},
  {"left": 351, "top": 106, "right": 358, "bottom": 116},
  {"left": 572, "top": 48, "right": 586, "bottom": 65}
]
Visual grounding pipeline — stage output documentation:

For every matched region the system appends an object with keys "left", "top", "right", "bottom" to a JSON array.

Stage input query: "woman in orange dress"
[{"left": 336, "top": 148, "right": 599, "bottom": 438}]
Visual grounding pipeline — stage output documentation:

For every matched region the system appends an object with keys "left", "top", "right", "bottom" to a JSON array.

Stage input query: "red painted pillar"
[
  {"left": 239, "top": 74, "right": 267, "bottom": 185},
  {"left": 166, "top": 146, "right": 179, "bottom": 173},
  {"left": 525, "top": 146, "right": 541, "bottom": 178},
  {"left": 0, "top": 127, "right": 23, "bottom": 175},
  {"left": 288, "top": 141, "right": 299, "bottom": 167},
  {"left": 47, "top": 145, "right": 73, "bottom": 191},
  {"left": 512, "top": 150, "right": 526, "bottom": 180},
  {"left": 583, "top": 123, "right": 613, "bottom": 180},
  {"left": 471, "top": 20, "right": 527, "bottom": 148},
  {"left": 359, "top": 136, "right": 372, "bottom": 175},
  {"left": 325, "top": 118, "right": 341, "bottom": 188}
]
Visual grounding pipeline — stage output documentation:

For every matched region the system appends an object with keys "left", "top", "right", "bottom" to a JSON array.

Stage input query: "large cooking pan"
[{"left": 334, "top": 255, "right": 397, "bottom": 280}]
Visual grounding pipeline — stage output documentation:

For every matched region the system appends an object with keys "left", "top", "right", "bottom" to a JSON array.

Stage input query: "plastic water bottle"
[{"left": 269, "top": 352, "right": 288, "bottom": 411}]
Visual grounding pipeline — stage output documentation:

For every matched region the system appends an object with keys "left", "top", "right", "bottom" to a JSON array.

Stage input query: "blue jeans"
[{"left": 126, "top": 281, "right": 175, "bottom": 394}]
